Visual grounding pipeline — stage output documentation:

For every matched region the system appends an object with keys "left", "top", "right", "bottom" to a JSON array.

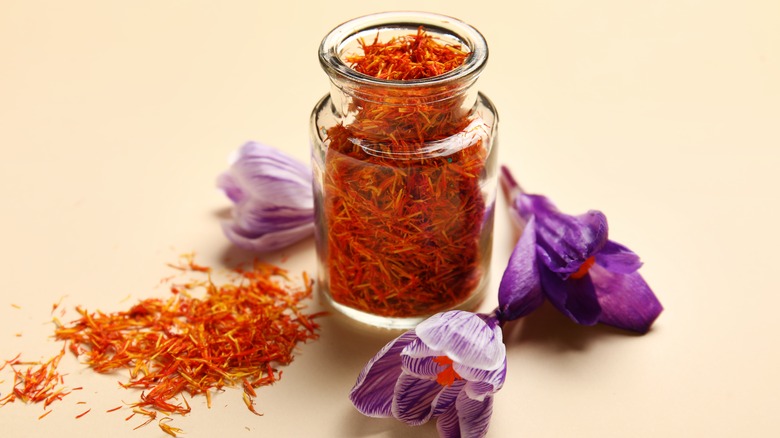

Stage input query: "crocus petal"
[
  {"left": 455, "top": 390, "right": 494, "bottom": 438},
  {"left": 392, "top": 372, "right": 442, "bottom": 425},
  {"left": 350, "top": 331, "right": 417, "bottom": 417},
  {"left": 595, "top": 240, "right": 643, "bottom": 274},
  {"left": 401, "top": 354, "right": 442, "bottom": 379},
  {"left": 436, "top": 404, "right": 461, "bottom": 438},
  {"left": 221, "top": 142, "right": 312, "bottom": 208},
  {"left": 498, "top": 216, "right": 544, "bottom": 322},
  {"left": 410, "top": 311, "right": 505, "bottom": 371},
  {"left": 454, "top": 359, "right": 507, "bottom": 400},
  {"left": 589, "top": 264, "right": 663, "bottom": 333},
  {"left": 221, "top": 220, "right": 315, "bottom": 253},
  {"left": 432, "top": 380, "right": 466, "bottom": 417},
  {"left": 217, "top": 141, "right": 315, "bottom": 252},
  {"left": 539, "top": 263, "right": 602, "bottom": 326},
  {"left": 531, "top": 200, "right": 610, "bottom": 276}
]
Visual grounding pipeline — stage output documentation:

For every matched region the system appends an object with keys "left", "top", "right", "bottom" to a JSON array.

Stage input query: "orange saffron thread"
[
  {"left": 570, "top": 256, "right": 596, "bottom": 280},
  {"left": 433, "top": 356, "right": 462, "bottom": 386},
  {"left": 75, "top": 408, "right": 91, "bottom": 418},
  {"left": 158, "top": 417, "right": 184, "bottom": 437},
  {"left": 38, "top": 409, "right": 53, "bottom": 420}
]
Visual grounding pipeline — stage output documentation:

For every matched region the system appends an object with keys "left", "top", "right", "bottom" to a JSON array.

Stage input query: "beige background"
[{"left": 1, "top": 0, "right": 778, "bottom": 437}]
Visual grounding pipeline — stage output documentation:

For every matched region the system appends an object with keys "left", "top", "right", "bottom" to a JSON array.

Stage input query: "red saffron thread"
[{"left": 322, "top": 27, "right": 488, "bottom": 317}]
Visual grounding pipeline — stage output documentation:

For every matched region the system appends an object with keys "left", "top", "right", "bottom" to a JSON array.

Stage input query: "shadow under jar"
[{"left": 310, "top": 12, "right": 499, "bottom": 329}]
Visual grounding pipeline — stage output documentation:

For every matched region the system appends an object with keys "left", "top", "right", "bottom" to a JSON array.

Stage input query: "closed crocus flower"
[
  {"left": 350, "top": 311, "right": 506, "bottom": 438},
  {"left": 217, "top": 142, "right": 315, "bottom": 252},
  {"left": 498, "top": 166, "right": 663, "bottom": 333}
]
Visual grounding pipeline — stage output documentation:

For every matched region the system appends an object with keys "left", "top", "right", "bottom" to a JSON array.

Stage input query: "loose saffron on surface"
[
  {"left": 322, "top": 27, "right": 489, "bottom": 317},
  {"left": 0, "top": 257, "right": 321, "bottom": 431},
  {"left": 0, "top": 348, "right": 73, "bottom": 409},
  {"left": 52, "top": 258, "right": 321, "bottom": 428}
]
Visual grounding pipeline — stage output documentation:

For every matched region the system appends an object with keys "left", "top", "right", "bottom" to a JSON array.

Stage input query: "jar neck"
[
  {"left": 319, "top": 12, "right": 489, "bottom": 144},
  {"left": 331, "top": 77, "right": 479, "bottom": 139}
]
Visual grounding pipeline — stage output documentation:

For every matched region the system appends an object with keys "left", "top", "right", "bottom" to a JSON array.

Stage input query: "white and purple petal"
[
  {"left": 220, "top": 221, "right": 315, "bottom": 253},
  {"left": 350, "top": 330, "right": 417, "bottom": 417},
  {"left": 401, "top": 354, "right": 443, "bottom": 379},
  {"left": 217, "top": 141, "right": 315, "bottom": 252},
  {"left": 391, "top": 372, "right": 441, "bottom": 425},
  {"left": 411, "top": 311, "right": 505, "bottom": 371},
  {"left": 454, "top": 359, "right": 507, "bottom": 400},
  {"left": 436, "top": 404, "right": 461, "bottom": 438},
  {"left": 432, "top": 380, "right": 466, "bottom": 417},
  {"left": 453, "top": 390, "right": 494, "bottom": 438},
  {"left": 589, "top": 264, "right": 663, "bottom": 334}
]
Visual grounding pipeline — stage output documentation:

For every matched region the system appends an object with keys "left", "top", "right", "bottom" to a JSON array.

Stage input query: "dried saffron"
[
  {"left": 50, "top": 257, "right": 321, "bottom": 430},
  {"left": 312, "top": 13, "right": 498, "bottom": 326},
  {"left": 0, "top": 348, "right": 72, "bottom": 408}
]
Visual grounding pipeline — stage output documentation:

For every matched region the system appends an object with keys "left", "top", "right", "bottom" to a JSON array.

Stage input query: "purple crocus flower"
[
  {"left": 350, "top": 311, "right": 506, "bottom": 438},
  {"left": 217, "top": 141, "right": 315, "bottom": 252},
  {"left": 497, "top": 166, "right": 663, "bottom": 333}
]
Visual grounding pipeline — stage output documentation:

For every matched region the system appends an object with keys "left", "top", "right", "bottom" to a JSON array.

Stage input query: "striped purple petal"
[
  {"left": 436, "top": 403, "right": 461, "bottom": 438},
  {"left": 391, "top": 372, "right": 442, "bottom": 425},
  {"left": 455, "top": 359, "right": 507, "bottom": 400},
  {"left": 410, "top": 311, "right": 505, "bottom": 371},
  {"left": 432, "top": 380, "right": 466, "bottom": 417},
  {"left": 349, "top": 330, "right": 417, "bottom": 417},
  {"left": 454, "top": 390, "right": 494, "bottom": 438},
  {"left": 217, "top": 141, "right": 314, "bottom": 252}
]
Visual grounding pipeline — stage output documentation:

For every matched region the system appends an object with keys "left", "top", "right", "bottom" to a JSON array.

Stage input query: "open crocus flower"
[
  {"left": 217, "top": 141, "right": 315, "bottom": 252},
  {"left": 498, "top": 166, "right": 663, "bottom": 333},
  {"left": 350, "top": 311, "right": 506, "bottom": 438}
]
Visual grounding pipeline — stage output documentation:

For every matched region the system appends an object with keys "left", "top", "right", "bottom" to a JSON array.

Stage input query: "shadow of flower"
[{"left": 503, "top": 302, "right": 642, "bottom": 353}]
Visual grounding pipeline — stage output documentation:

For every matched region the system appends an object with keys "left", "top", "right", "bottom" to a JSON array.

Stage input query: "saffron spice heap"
[
  {"left": 0, "top": 348, "right": 73, "bottom": 419},
  {"left": 313, "top": 20, "right": 498, "bottom": 322},
  {"left": 51, "top": 258, "right": 320, "bottom": 429}
]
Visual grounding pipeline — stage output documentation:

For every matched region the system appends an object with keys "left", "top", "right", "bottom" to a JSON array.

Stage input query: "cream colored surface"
[{"left": 1, "top": 1, "right": 778, "bottom": 437}]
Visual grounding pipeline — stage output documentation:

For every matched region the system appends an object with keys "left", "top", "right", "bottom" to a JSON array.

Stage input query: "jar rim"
[{"left": 318, "top": 11, "right": 489, "bottom": 88}]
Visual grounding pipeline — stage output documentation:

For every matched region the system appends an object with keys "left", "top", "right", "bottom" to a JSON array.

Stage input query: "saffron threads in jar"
[{"left": 317, "top": 26, "right": 495, "bottom": 318}]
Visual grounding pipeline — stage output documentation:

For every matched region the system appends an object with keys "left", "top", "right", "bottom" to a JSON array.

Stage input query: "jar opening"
[{"left": 319, "top": 12, "right": 488, "bottom": 88}]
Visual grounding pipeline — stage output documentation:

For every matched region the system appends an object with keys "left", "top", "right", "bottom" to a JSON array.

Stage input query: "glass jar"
[{"left": 310, "top": 11, "right": 498, "bottom": 329}]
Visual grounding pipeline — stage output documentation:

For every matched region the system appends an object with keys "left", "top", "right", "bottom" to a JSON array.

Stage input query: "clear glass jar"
[{"left": 310, "top": 11, "right": 498, "bottom": 329}]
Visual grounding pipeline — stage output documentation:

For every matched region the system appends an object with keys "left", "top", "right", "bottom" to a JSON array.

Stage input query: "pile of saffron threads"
[
  {"left": 1, "top": 257, "right": 321, "bottom": 435},
  {"left": 322, "top": 27, "right": 490, "bottom": 317},
  {"left": 0, "top": 348, "right": 80, "bottom": 420}
]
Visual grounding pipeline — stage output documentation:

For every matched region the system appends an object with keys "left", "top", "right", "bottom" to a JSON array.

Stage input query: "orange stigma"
[
  {"left": 570, "top": 256, "right": 596, "bottom": 280},
  {"left": 433, "top": 356, "right": 462, "bottom": 386}
]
